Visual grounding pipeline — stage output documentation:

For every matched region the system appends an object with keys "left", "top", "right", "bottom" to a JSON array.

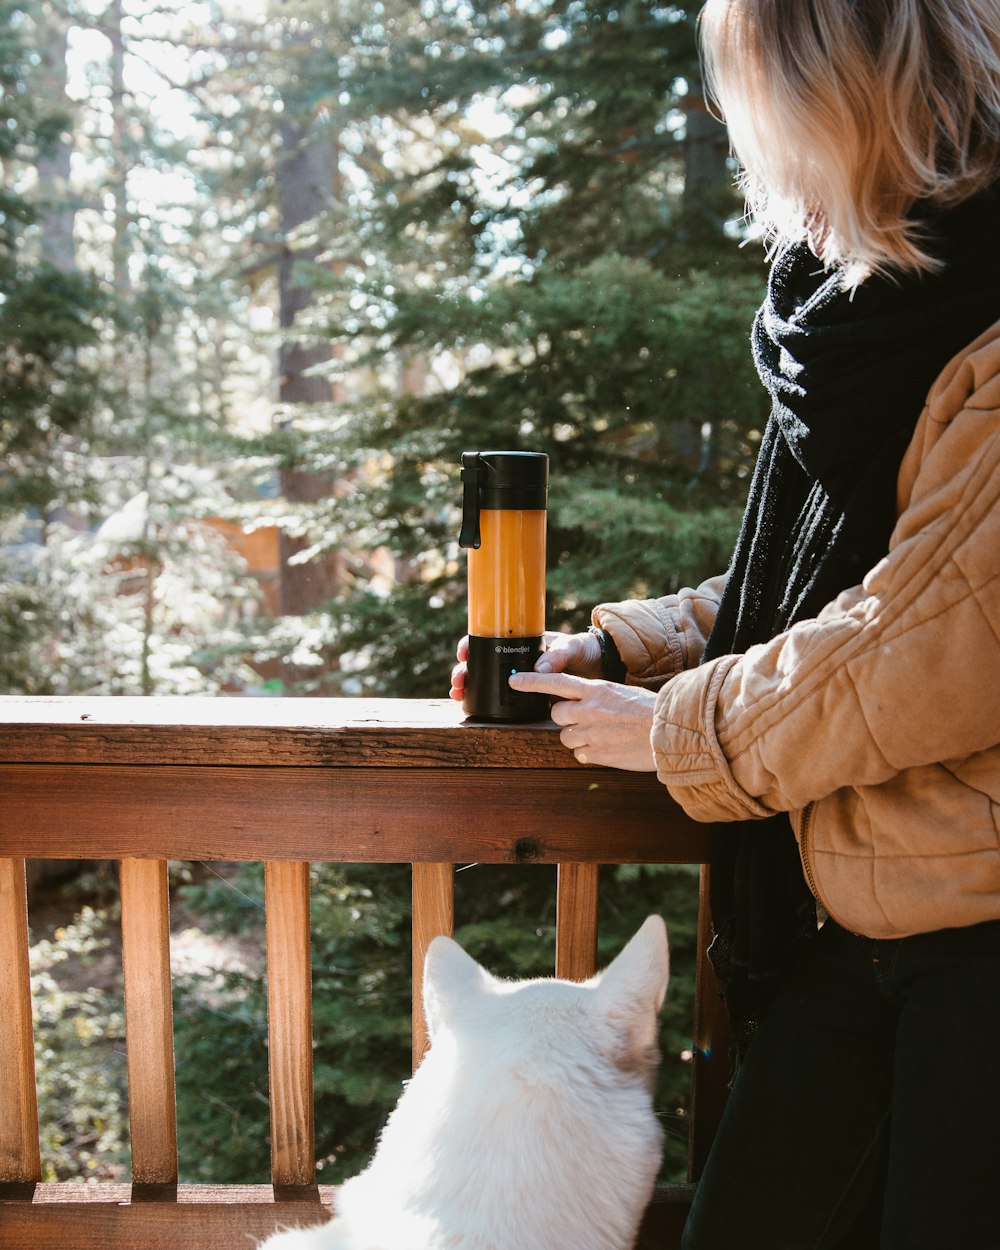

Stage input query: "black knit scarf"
[{"left": 703, "top": 180, "right": 1000, "bottom": 1059}]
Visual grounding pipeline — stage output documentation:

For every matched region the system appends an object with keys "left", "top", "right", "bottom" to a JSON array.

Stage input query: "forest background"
[{"left": 3, "top": 0, "right": 769, "bottom": 1187}]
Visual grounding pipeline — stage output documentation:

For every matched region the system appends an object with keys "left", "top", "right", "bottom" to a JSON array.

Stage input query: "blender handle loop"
[{"left": 459, "top": 451, "right": 482, "bottom": 549}]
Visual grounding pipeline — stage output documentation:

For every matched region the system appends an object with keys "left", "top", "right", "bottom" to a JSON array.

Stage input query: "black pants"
[{"left": 681, "top": 917, "right": 1000, "bottom": 1250}]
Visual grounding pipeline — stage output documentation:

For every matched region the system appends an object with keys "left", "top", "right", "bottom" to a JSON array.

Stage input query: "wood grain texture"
[
  {"left": 0, "top": 696, "right": 580, "bottom": 769},
  {"left": 0, "top": 1183, "right": 336, "bottom": 1250},
  {"left": 265, "top": 863, "right": 315, "bottom": 1187},
  {"left": 0, "top": 764, "right": 707, "bottom": 865},
  {"left": 119, "top": 860, "right": 178, "bottom": 1185},
  {"left": 555, "top": 862, "right": 600, "bottom": 980},
  {"left": 411, "top": 864, "right": 455, "bottom": 1069},
  {"left": 0, "top": 1183, "right": 694, "bottom": 1250},
  {"left": 0, "top": 859, "right": 41, "bottom": 1184}
]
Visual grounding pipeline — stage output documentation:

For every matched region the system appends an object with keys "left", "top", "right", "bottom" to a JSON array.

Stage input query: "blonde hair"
[{"left": 699, "top": 0, "right": 1000, "bottom": 281}]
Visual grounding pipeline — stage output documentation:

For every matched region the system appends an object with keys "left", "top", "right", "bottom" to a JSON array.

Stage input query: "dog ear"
[
  {"left": 594, "top": 915, "right": 669, "bottom": 1070},
  {"left": 422, "top": 935, "right": 490, "bottom": 1042}
]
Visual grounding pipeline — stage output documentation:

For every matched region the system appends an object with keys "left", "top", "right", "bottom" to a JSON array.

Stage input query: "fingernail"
[{"left": 536, "top": 660, "right": 553, "bottom": 672}]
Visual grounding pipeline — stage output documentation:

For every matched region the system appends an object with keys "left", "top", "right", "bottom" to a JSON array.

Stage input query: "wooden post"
[
  {"left": 0, "top": 857, "right": 41, "bottom": 1183},
  {"left": 411, "top": 863, "right": 454, "bottom": 1070},
  {"left": 689, "top": 864, "right": 730, "bottom": 1180},
  {"left": 265, "top": 861, "right": 315, "bottom": 1187},
  {"left": 119, "top": 858, "right": 178, "bottom": 1184},
  {"left": 555, "top": 862, "right": 599, "bottom": 980}
]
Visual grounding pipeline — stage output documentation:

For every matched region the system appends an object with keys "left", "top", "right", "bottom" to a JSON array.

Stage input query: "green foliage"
[
  {"left": 549, "top": 484, "right": 742, "bottom": 627},
  {"left": 273, "top": 253, "right": 761, "bottom": 694},
  {"left": 0, "top": 265, "right": 104, "bottom": 483},
  {"left": 0, "top": 0, "right": 103, "bottom": 517},
  {"left": 0, "top": 0, "right": 103, "bottom": 691},
  {"left": 172, "top": 864, "right": 412, "bottom": 1183},
  {"left": 30, "top": 908, "right": 129, "bottom": 1182},
  {"left": 0, "top": 569, "right": 53, "bottom": 693},
  {"left": 258, "top": 0, "right": 768, "bottom": 694},
  {"left": 332, "top": 580, "right": 467, "bottom": 698}
]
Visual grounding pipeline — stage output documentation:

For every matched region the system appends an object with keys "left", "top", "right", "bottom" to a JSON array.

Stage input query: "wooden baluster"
[
  {"left": 555, "top": 861, "right": 599, "bottom": 980},
  {"left": 119, "top": 858, "right": 178, "bottom": 1184},
  {"left": 265, "top": 861, "right": 314, "bottom": 1187},
  {"left": 411, "top": 863, "right": 454, "bottom": 1070},
  {"left": 0, "top": 857, "right": 41, "bottom": 1184},
  {"left": 689, "top": 863, "right": 731, "bottom": 1181}
]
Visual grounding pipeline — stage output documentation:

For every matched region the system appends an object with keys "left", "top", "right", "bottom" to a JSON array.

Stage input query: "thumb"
[{"left": 536, "top": 633, "right": 588, "bottom": 674}]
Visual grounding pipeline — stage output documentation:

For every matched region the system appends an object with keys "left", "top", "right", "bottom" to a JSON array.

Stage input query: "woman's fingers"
[
  {"left": 508, "top": 671, "right": 658, "bottom": 771},
  {"left": 508, "top": 670, "right": 590, "bottom": 702}
]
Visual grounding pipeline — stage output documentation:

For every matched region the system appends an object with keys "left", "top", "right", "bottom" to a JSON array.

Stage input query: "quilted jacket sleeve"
[
  {"left": 652, "top": 326, "right": 1000, "bottom": 822},
  {"left": 591, "top": 572, "right": 729, "bottom": 689}
]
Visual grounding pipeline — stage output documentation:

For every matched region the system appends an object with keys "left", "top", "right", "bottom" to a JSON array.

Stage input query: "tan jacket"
[{"left": 594, "top": 319, "right": 1000, "bottom": 939}]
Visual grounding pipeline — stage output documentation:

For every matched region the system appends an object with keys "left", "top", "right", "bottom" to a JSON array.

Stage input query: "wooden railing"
[{"left": 0, "top": 696, "right": 730, "bottom": 1250}]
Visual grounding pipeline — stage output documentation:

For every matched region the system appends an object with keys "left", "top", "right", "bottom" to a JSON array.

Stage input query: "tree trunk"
[
  {"left": 108, "top": 0, "right": 132, "bottom": 297},
  {"left": 276, "top": 109, "right": 344, "bottom": 620},
  {"left": 673, "top": 89, "right": 733, "bottom": 481},
  {"left": 683, "top": 102, "right": 731, "bottom": 216},
  {"left": 36, "top": 1, "right": 76, "bottom": 273}
]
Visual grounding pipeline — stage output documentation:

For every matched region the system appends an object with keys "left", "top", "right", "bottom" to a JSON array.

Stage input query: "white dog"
[{"left": 259, "top": 915, "right": 669, "bottom": 1250}]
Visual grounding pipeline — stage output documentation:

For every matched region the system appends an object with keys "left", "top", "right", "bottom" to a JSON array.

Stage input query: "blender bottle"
[{"left": 459, "top": 450, "right": 549, "bottom": 721}]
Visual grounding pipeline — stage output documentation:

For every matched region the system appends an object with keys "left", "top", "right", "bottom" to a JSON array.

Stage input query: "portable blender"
[{"left": 459, "top": 450, "right": 549, "bottom": 722}]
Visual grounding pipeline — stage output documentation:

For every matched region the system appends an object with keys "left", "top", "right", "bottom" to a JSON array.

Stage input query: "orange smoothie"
[{"left": 467, "top": 509, "right": 546, "bottom": 637}]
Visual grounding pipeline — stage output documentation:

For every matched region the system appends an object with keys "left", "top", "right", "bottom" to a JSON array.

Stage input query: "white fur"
[{"left": 259, "top": 915, "right": 669, "bottom": 1250}]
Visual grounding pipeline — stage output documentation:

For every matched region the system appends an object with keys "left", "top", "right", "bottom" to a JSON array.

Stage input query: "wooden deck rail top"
[{"left": 0, "top": 696, "right": 728, "bottom": 1250}]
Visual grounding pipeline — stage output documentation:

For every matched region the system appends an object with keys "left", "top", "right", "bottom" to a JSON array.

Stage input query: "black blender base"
[{"left": 463, "top": 634, "right": 549, "bottom": 722}]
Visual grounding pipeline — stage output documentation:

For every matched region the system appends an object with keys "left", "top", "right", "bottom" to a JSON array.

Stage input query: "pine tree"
[
  {"left": 2, "top": 0, "right": 282, "bottom": 696},
  {"left": 258, "top": 0, "right": 769, "bottom": 695},
  {"left": 0, "top": 0, "right": 103, "bottom": 509},
  {"left": 0, "top": 0, "right": 104, "bottom": 688}
]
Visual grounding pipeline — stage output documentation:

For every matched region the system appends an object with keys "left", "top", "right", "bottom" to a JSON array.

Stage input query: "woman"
[{"left": 452, "top": 2, "right": 1000, "bottom": 1246}]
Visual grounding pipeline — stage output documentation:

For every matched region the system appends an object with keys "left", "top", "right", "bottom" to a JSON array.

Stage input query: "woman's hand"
[
  {"left": 449, "top": 630, "right": 602, "bottom": 704},
  {"left": 507, "top": 670, "right": 658, "bottom": 771}
]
